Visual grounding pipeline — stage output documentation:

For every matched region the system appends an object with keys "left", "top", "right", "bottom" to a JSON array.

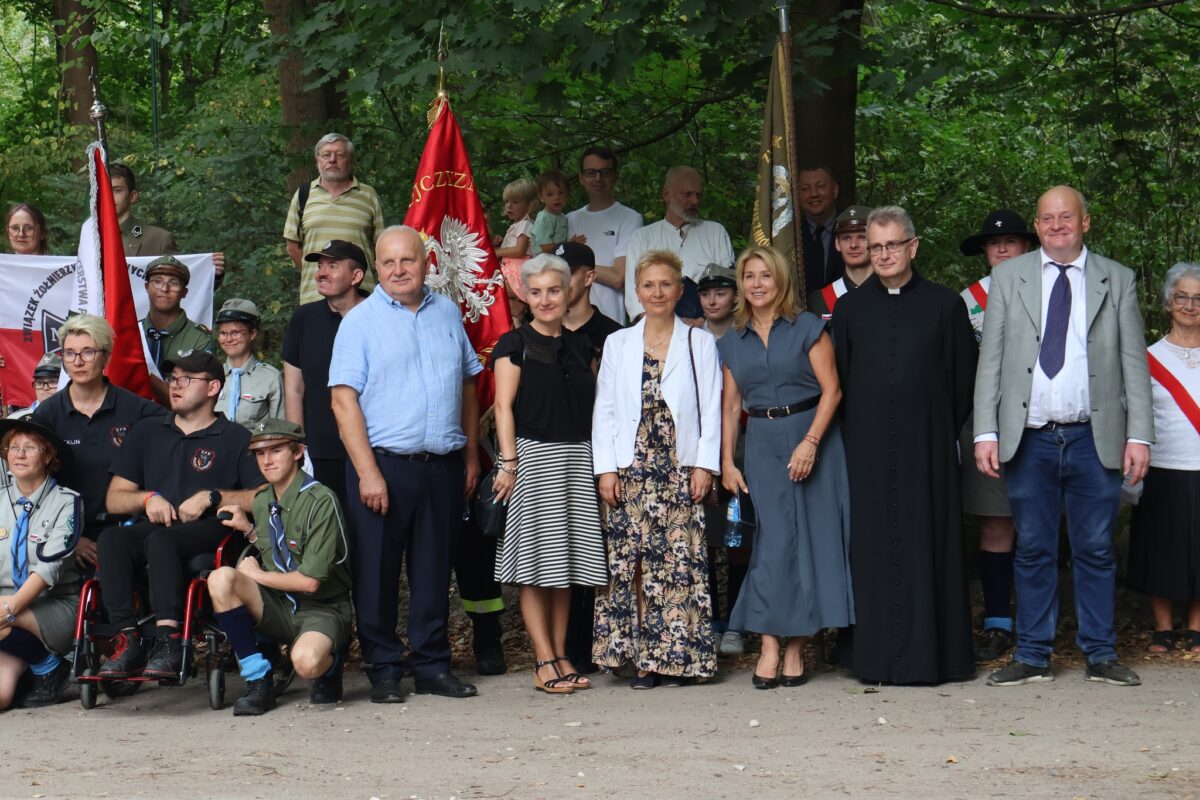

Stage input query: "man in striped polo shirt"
[{"left": 284, "top": 133, "right": 385, "bottom": 304}]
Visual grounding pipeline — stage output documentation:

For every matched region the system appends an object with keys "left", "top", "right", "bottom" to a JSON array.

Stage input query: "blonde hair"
[
  {"left": 503, "top": 178, "right": 537, "bottom": 205},
  {"left": 59, "top": 313, "right": 114, "bottom": 352},
  {"left": 732, "top": 245, "right": 798, "bottom": 331},
  {"left": 633, "top": 250, "right": 683, "bottom": 285}
]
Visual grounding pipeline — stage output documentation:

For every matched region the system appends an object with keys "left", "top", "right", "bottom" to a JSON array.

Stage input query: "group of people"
[{"left": 1, "top": 134, "right": 1197, "bottom": 716}]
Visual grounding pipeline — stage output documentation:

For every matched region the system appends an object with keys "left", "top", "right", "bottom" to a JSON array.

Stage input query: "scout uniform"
[
  {"left": 7, "top": 353, "right": 63, "bottom": 421},
  {"left": 246, "top": 420, "right": 353, "bottom": 652},
  {"left": 214, "top": 299, "right": 284, "bottom": 428},
  {"left": 121, "top": 215, "right": 177, "bottom": 257},
  {"left": 806, "top": 205, "right": 872, "bottom": 320},
  {"left": 139, "top": 256, "right": 213, "bottom": 371}
]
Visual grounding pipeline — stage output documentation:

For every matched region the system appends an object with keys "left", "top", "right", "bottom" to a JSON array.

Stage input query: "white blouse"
[{"left": 1148, "top": 337, "right": 1200, "bottom": 471}]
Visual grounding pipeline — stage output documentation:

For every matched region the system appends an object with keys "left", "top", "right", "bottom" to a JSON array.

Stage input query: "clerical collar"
[{"left": 872, "top": 270, "right": 922, "bottom": 295}]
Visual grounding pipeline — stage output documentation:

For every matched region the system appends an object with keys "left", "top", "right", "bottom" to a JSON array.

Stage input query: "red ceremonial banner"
[{"left": 404, "top": 97, "right": 512, "bottom": 410}]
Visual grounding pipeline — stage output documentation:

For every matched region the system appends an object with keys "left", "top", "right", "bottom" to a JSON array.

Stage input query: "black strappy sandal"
[
  {"left": 534, "top": 659, "right": 575, "bottom": 694},
  {"left": 554, "top": 656, "right": 591, "bottom": 689}
]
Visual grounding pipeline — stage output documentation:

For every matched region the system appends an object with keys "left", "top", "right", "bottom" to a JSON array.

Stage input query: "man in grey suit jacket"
[{"left": 974, "top": 186, "right": 1153, "bottom": 688}]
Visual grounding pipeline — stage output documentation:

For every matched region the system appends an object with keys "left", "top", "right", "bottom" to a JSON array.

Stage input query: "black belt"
[
  {"left": 373, "top": 448, "right": 457, "bottom": 462},
  {"left": 1034, "top": 420, "right": 1090, "bottom": 432},
  {"left": 745, "top": 395, "right": 820, "bottom": 419}
]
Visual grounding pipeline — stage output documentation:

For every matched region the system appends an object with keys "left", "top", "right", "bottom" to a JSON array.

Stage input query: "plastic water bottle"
[{"left": 725, "top": 494, "right": 744, "bottom": 548}]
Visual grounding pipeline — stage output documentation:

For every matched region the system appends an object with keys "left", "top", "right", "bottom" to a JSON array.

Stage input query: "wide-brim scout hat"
[
  {"left": 0, "top": 418, "right": 74, "bottom": 471},
  {"left": 554, "top": 241, "right": 595, "bottom": 271},
  {"left": 959, "top": 209, "right": 1039, "bottom": 256},
  {"left": 247, "top": 418, "right": 306, "bottom": 451},
  {"left": 161, "top": 351, "right": 226, "bottom": 388},
  {"left": 32, "top": 352, "right": 63, "bottom": 379},
  {"left": 834, "top": 205, "right": 872, "bottom": 234},
  {"left": 697, "top": 263, "right": 737, "bottom": 291},
  {"left": 304, "top": 239, "right": 367, "bottom": 270},
  {"left": 215, "top": 298, "right": 261, "bottom": 326},
  {"left": 145, "top": 255, "right": 191, "bottom": 285}
]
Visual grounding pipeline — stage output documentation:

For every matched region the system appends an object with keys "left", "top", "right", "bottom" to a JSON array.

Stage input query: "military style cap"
[
  {"left": 304, "top": 239, "right": 367, "bottom": 269},
  {"left": 697, "top": 263, "right": 737, "bottom": 290},
  {"left": 247, "top": 417, "right": 306, "bottom": 450},
  {"left": 161, "top": 351, "right": 225, "bottom": 387},
  {"left": 959, "top": 209, "right": 1039, "bottom": 256},
  {"left": 834, "top": 206, "right": 873, "bottom": 234},
  {"left": 554, "top": 241, "right": 595, "bottom": 271},
  {"left": 145, "top": 255, "right": 190, "bottom": 285},
  {"left": 33, "top": 352, "right": 63, "bottom": 378},
  {"left": 215, "top": 298, "right": 261, "bottom": 325}
]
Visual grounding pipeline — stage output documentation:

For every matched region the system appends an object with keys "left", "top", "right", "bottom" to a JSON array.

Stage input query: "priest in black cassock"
[{"left": 831, "top": 205, "right": 977, "bottom": 685}]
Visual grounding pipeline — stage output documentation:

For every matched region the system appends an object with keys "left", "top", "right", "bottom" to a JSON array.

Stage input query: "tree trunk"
[
  {"left": 158, "top": 0, "right": 173, "bottom": 117},
  {"left": 793, "top": 0, "right": 864, "bottom": 203},
  {"left": 262, "top": 0, "right": 349, "bottom": 192},
  {"left": 52, "top": 0, "right": 98, "bottom": 128}
]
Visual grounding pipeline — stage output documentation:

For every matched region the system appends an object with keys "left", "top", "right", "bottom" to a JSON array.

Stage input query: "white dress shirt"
[
  {"left": 623, "top": 218, "right": 735, "bottom": 319},
  {"left": 1025, "top": 246, "right": 1091, "bottom": 427}
]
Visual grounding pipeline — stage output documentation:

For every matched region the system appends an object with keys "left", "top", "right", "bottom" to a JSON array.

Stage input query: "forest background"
[{"left": 2, "top": 0, "right": 1197, "bottom": 357}]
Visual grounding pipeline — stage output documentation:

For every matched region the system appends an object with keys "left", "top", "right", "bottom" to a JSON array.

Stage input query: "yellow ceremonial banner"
[{"left": 750, "top": 38, "right": 804, "bottom": 300}]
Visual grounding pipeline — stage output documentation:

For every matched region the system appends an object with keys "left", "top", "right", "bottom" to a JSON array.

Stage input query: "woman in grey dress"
[{"left": 719, "top": 245, "right": 854, "bottom": 689}]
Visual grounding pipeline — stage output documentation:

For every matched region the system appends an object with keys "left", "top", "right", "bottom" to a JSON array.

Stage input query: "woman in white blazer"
[{"left": 591, "top": 250, "right": 721, "bottom": 688}]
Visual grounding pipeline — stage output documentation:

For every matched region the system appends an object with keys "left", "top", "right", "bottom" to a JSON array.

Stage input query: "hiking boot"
[
  {"left": 233, "top": 671, "right": 276, "bottom": 716},
  {"left": 142, "top": 633, "right": 184, "bottom": 680},
  {"left": 1085, "top": 660, "right": 1141, "bottom": 686},
  {"left": 987, "top": 659, "right": 1053, "bottom": 686},
  {"left": 470, "top": 612, "right": 507, "bottom": 676},
  {"left": 20, "top": 659, "right": 73, "bottom": 708},
  {"left": 98, "top": 631, "right": 147, "bottom": 679},
  {"left": 973, "top": 627, "right": 1014, "bottom": 663}
]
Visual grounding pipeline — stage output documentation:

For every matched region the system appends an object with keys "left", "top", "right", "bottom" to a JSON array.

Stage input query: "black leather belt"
[
  {"left": 745, "top": 395, "right": 820, "bottom": 419},
  {"left": 373, "top": 448, "right": 456, "bottom": 462},
  {"left": 1035, "top": 420, "right": 1090, "bottom": 432}
]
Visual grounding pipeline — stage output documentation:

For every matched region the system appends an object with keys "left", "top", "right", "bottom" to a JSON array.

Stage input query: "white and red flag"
[{"left": 404, "top": 96, "right": 511, "bottom": 408}]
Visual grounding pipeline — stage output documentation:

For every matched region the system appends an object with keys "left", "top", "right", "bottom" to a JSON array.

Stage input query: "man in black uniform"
[{"left": 96, "top": 352, "right": 265, "bottom": 680}]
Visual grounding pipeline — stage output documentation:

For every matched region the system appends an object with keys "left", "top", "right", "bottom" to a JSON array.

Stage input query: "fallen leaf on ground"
[{"left": 946, "top": 756, "right": 959, "bottom": 763}]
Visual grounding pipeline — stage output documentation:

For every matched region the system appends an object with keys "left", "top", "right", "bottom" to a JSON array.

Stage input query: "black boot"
[
  {"left": 142, "top": 633, "right": 185, "bottom": 680},
  {"left": 233, "top": 670, "right": 276, "bottom": 716},
  {"left": 309, "top": 651, "right": 344, "bottom": 704},
  {"left": 98, "top": 630, "right": 148, "bottom": 679},
  {"left": 21, "top": 659, "right": 73, "bottom": 708},
  {"left": 469, "top": 611, "right": 507, "bottom": 676}
]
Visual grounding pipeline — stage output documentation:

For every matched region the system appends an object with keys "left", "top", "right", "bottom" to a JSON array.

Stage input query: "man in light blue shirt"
[{"left": 330, "top": 225, "right": 482, "bottom": 702}]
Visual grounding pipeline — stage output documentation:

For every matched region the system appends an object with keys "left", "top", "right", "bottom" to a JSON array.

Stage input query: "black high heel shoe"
[{"left": 752, "top": 671, "right": 780, "bottom": 690}]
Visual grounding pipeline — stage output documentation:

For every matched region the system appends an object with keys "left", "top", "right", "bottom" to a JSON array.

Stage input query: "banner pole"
[{"left": 773, "top": 0, "right": 805, "bottom": 299}]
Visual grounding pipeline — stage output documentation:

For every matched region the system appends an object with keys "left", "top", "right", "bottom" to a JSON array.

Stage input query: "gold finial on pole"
[{"left": 428, "top": 21, "right": 449, "bottom": 127}]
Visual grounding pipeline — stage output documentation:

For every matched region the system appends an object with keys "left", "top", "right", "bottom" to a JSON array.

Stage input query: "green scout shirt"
[
  {"left": 217, "top": 356, "right": 284, "bottom": 428},
  {"left": 121, "top": 215, "right": 178, "bottom": 257},
  {"left": 141, "top": 311, "right": 214, "bottom": 372},
  {"left": 250, "top": 471, "right": 351, "bottom": 605}
]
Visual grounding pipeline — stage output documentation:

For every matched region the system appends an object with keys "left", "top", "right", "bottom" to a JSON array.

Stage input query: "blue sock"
[
  {"left": 214, "top": 606, "right": 261, "bottom": 661},
  {"left": 983, "top": 616, "right": 1013, "bottom": 632},
  {"left": 29, "top": 652, "right": 62, "bottom": 676},
  {"left": 237, "top": 652, "right": 271, "bottom": 682}
]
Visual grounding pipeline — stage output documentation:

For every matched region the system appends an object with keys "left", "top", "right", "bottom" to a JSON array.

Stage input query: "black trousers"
[
  {"left": 455, "top": 514, "right": 502, "bottom": 616},
  {"left": 310, "top": 456, "right": 349, "bottom": 515},
  {"left": 345, "top": 451, "right": 464, "bottom": 682},
  {"left": 96, "top": 518, "right": 227, "bottom": 629}
]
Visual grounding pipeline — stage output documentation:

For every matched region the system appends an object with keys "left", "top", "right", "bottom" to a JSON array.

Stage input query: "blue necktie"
[
  {"left": 12, "top": 498, "right": 32, "bottom": 589},
  {"left": 1039, "top": 262, "right": 1071, "bottom": 378},
  {"left": 268, "top": 502, "right": 298, "bottom": 611},
  {"left": 227, "top": 367, "right": 243, "bottom": 420}
]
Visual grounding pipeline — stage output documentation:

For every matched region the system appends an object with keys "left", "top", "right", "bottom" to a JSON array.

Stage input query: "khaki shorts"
[{"left": 254, "top": 586, "right": 352, "bottom": 651}]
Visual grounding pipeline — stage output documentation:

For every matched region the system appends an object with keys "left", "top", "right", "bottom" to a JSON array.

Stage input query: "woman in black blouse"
[{"left": 492, "top": 254, "right": 608, "bottom": 694}]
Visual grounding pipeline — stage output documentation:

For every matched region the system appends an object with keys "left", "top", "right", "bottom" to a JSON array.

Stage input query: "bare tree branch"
[{"left": 925, "top": 0, "right": 1187, "bottom": 22}]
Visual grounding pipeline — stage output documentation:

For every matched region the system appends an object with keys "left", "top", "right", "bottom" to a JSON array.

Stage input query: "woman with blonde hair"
[
  {"left": 719, "top": 245, "right": 853, "bottom": 688},
  {"left": 592, "top": 250, "right": 721, "bottom": 688}
]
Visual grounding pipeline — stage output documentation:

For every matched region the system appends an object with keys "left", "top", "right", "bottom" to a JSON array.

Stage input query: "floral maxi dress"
[{"left": 592, "top": 354, "right": 717, "bottom": 678}]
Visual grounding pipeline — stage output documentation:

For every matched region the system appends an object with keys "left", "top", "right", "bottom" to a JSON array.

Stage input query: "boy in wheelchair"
[{"left": 212, "top": 418, "right": 352, "bottom": 715}]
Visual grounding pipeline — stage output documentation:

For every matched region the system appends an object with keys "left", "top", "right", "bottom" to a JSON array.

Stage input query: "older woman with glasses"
[
  {"left": 0, "top": 418, "right": 81, "bottom": 709},
  {"left": 5, "top": 204, "right": 49, "bottom": 256},
  {"left": 1129, "top": 263, "right": 1200, "bottom": 654},
  {"left": 592, "top": 249, "right": 722, "bottom": 688},
  {"left": 32, "top": 315, "right": 164, "bottom": 571}
]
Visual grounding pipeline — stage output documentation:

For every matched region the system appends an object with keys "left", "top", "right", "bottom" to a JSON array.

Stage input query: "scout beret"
[
  {"left": 33, "top": 352, "right": 63, "bottom": 378},
  {"left": 834, "top": 206, "right": 873, "bottom": 234},
  {"left": 697, "top": 263, "right": 737, "bottom": 290},
  {"left": 215, "top": 298, "right": 261, "bottom": 325},
  {"left": 304, "top": 239, "right": 367, "bottom": 269},
  {"left": 247, "top": 417, "right": 306, "bottom": 450},
  {"left": 554, "top": 241, "right": 596, "bottom": 270},
  {"left": 161, "top": 351, "right": 225, "bottom": 387},
  {"left": 145, "top": 255, "right": 190, "bottom": 285},
  {"left": 959, "top": 209, "right": 1039, "bottom": 256}
]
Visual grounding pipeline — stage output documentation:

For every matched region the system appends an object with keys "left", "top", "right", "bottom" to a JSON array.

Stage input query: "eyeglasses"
[
  {"left": 218, "top": 328, "right": 249, "bottom": 340},
  {"left": 62, "top": 348, "right": 105, "bottom": 362},
  {"left": 168, "top": 375, "right": 215, "bottom": 388},
  {"left": 1170, "top": 293, "right": 1200, "bottom": 308},
  {"left": 868, "top": 238, "right": 915, "bottom": 257},
  {"left": 581, "top": 168, "right": 616, "bottom": 179},
  {"left": 33, "top": 380, "right": 56, "bottom": 390},
  {"left": 148, "top": 277, "right": 184, "bottom": 291},
  {"left": 7, "top": 225, "right": 38, "bottom": 236},
  {"left": 4, "top": 445, "right": 44, "bottom": 456}
]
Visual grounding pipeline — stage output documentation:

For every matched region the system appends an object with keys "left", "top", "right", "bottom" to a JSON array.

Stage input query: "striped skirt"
[{"left": 495, "top": 438, "right": 609, "bottom": 588}]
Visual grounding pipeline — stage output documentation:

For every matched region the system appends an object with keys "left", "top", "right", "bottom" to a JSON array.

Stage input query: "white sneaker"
[{"left": 719, "top": 630, "right": 745, "bottom": 656}]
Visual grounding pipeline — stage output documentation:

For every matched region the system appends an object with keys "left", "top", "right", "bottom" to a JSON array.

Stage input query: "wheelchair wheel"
[
  {"left": 208, "top": 666, "right": 225, "bottom": 710},
  {"left": 79, "top": 669, "right": 98, "bottom": 710}
]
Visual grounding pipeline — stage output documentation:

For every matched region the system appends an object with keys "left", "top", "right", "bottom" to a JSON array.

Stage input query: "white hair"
[
  {"left": 1163, "top": 262, "right": 1200, "bottom": 307},
  {"left": 314, "top": 132, "right": 354, "bottom": 161},
  {"left": 521, "top": 254, "right": 571, "bottom": 290},
  {"left": 867, "top": 205, "right": 917, "bottom": 239}
]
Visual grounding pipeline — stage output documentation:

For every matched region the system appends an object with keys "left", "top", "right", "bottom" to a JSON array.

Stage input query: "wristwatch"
[
  {"left": 208, "top": 490, "right": 222, "bottom": 509},
  {"left": 2, "top": 601, "right": 15, "bottom": 625}
]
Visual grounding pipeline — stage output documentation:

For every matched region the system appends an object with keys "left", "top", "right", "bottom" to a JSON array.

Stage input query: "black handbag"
[{"left": 473, "top": 466, "right": 507, "bottom": 539}]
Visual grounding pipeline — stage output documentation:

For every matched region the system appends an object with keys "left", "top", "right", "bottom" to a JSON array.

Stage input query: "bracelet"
[
  {"left": 804, "top": 434, "right": 821, "bottom": 447},
  {"left": 498, "top": 465, "right": 517, "bottom": 476},
  {"left": 143, "top": 491, "right": 160, "bottom": 508},
  {"left": 498, "top": 456, "right": 517, "bottom": 463}
]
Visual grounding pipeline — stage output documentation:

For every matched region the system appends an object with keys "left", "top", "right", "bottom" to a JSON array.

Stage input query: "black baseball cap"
[
  {"left": 554, "top": 241, "right": 596, "bottom": 271},
  {"left": 161, "top": 351, "right": 225, "bottom": 388},
  {"left": 304, "top": 239, "right": 368, "bottom": 269}
]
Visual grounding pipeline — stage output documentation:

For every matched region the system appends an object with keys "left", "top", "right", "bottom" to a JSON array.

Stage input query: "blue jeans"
[{"left": 1004, "top": 423, "right": 1122, "bottom": 667}]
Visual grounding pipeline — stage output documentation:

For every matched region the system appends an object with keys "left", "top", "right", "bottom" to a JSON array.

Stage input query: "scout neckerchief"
[
  {"left": 267, "top": 474, "right": 321, "bottom": 611},
  {"left": 8, "top": 477, "right": 56, "bottom": 589},
  {"left": 1147, "top": 351, "right": 1200, "bottom": 437}
]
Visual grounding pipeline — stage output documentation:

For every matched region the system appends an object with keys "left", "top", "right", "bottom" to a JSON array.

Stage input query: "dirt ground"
[{"left": 3, "top": 652, "right": 1198, "bottom": 800}]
